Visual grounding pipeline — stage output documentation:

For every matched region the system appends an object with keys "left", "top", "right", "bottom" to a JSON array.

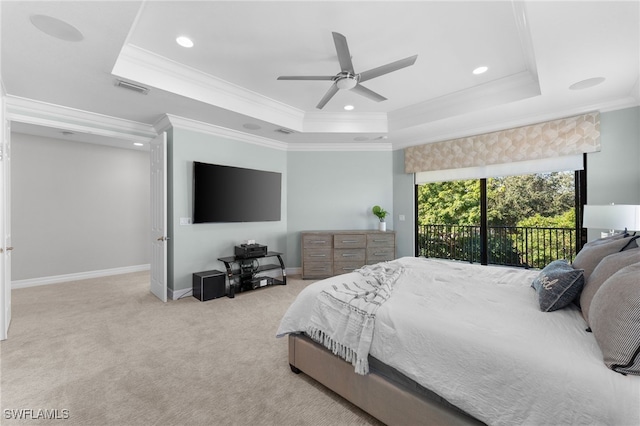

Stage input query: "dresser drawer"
[
  {"left": 302, "top": 234, "right": 333, "bottom": 248},
  {"left": 334, "top": 234, "right": 366, "bottom": 249},
  {"left": 333, "top": 261, "right": 365, "bottom": 275},
  {"left": 367, "top": 233, "right": 395, "bottom": 248},
  {"left": 334, "top": 248, "right": 365, "bottom": 262},
  {"left": 303, "top": 248, "right": 332, "bottom": 262},
  {"left": 301, "top": 230, "right": 395, "bottom": 279},
  {"left": 303, "top": 262, "right": 333, "bottom": 278},
  {"left": 366, "top": 247, "right": 395, "bottom": 263}
]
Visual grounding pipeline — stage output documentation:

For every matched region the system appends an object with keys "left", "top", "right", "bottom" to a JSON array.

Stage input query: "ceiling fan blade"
[
  {"left": 316, "top": 82, "right": 339, "bottom": 109},
  {"left": 332, "top": 32, "right": 355, "bottom": 74},
  {"left": 359, "top": 55, "right": 418, "bottom": 83},
  {"left": 351, "top": 84, "right": 387, "bottom": 102},
  {"left": 277, "top": 76, "right": 334, "bottom": 81}
]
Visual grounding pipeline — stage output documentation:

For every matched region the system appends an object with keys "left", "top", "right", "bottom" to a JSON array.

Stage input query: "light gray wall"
[
  {"left": 587, "top": 106, "right": 640, "bottom": 203},
  {"left": 286, "top": 150, "right": 394, "bottom": 268},
  {"left": 168, "top": 128, "right": 287, "bottom": 292},
  {"left": 585, "top": 106, "right": 640, "bottom": 240},
  {"left": 392, "top": 149, "right": 415, "bottom": 258},
  {"left": 11, "top": 133, "right": 150, "bottom": 280}
]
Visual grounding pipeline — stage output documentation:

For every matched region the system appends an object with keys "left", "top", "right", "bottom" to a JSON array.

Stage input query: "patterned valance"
[{"left": 404, "top": 112, "right": 601, "bottom": 174}]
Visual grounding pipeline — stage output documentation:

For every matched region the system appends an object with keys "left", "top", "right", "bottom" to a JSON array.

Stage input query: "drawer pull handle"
[
  {"left": 310, "top": 241, "right": 327, "bottom": 244},
  {"left": 341, "top": 240, "right": 358, "bottom": 243},
  {"left": 310, "top": 254, "right": 326, "bottom": 257},
  {"left": 373, "top": 252, "right": 387, "bottom": 256},
  {"left": 342, "top": 267, "right": 357, "bottom": 271},
  {"left": 342, "top": 253, "right": 358, "bottom": 257},
  {"left": 373, "top": 239, "right": 389, "bottom": 242}
]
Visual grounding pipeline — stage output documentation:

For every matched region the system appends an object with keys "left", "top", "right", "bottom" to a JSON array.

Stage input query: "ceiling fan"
[{"left": 277, "top": 32, "right": 418, "bottom": 109}]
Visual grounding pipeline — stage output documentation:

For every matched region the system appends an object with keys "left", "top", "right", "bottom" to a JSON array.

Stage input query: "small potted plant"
[{"left": 372, "top": 205, "right": 388, "bottom": 231}]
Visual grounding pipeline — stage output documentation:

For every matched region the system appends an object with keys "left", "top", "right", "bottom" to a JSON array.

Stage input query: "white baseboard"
[
  {"left": 170, "top": 287, "right": 192, "bottom": 300},
  {"left": 287, "top": 267, "right": 301, "bottom": 276},
  {"left": 12, "top": 264, "right": 151, "bottom": 289}
]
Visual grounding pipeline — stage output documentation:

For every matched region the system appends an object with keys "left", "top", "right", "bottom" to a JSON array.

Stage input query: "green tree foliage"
[
  {"left": 487, "top": 172, "right": 574, "bottom": 226},
  {"left": 517, "top": 209, "right": 575, "bottom": 229},
  {"left": 418, "top": 172, "right": 575, "bottom": 227},
  {"left": 416, "top": 180, "right": 480, "bottom": 225},
  {"left": 417, "top": 172, "right": 577, "bottom": 268},
  {"left": 515, "top": 209, "right": 578, "bottom": 266}
]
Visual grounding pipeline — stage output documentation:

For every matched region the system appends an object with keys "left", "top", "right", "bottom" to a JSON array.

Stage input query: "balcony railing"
[{"left": 417, "top": 224, "right": 577, "bottom": 269}]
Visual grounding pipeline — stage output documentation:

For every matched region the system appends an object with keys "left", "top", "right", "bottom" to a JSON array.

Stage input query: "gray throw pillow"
[
  {"left": 572, "top": 236, "right": 637, "bottom": 281},
  {"left": 589, "top": 262, "right": 640, "bottom": 375},
  {"left": 580, "top": 247, "right": 640, "bottom": 324},
  {"left": 531, "top": 260, "right": 584, "bottom": 312}
]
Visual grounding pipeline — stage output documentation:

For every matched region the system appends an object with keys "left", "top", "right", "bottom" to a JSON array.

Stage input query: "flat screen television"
[{"left": 193, "top": 161, "right": 282, "bottom": 223}]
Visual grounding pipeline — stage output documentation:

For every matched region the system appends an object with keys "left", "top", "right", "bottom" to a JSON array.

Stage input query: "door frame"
[
  {"left": 150, "top": 132, "right": 168, "bottom": 302},
  {"left": 1, "top": 86, "right": 12, "bottom": 340}
]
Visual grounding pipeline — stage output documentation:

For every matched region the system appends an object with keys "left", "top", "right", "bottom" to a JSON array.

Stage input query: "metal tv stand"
[{"left": 218, "top": 251, "right": 286, "bottom": 298}]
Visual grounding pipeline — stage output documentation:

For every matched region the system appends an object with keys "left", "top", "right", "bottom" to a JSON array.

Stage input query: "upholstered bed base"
[{"left": 288, "top": 334, "right": 483, "bottom": 426}]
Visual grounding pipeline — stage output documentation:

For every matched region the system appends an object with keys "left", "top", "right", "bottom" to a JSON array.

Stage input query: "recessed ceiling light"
[
  {"left": 344, "top": 105, "right": 355, "bottom": 111},
  {"left": 569, "top": 77, "right": 606, "bottom": 90},
  {"left": 176, "top": 36, "right": 194, "bottom": 48},
  {"left": 133, "top": 142, "right": 144, "bottom": 147},
  {"left": 30, "top": 14, "right": 84, "bottom": 42},
  {"left": 472, "top": 66, "right": 488, "bottom": 75},
  {"left": 61, "top": 131, "right": 74, "bottom": 136}
]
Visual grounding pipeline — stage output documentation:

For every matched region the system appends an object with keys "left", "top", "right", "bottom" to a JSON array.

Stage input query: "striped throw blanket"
[{"left": 306, "top": 262, "right": 404, "bottom": 375}]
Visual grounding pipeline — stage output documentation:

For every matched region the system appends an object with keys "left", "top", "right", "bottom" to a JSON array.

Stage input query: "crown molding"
[
  {"left": 287, "top": 142, "right": 392, "bottom": 152},
  {"left": 163, "top": 114, "right": 392, "bottom": 152},
  {"left": 164, "top": 114, "right": 288, "bottom": 151},
  {"left": 113, "top": 44, "right": 306, "bottom": 132},
  {"left": 389, "top": 71, "right": 540, "bottom": 132},
  {"left": 5, "top": 96, "right": 156, "bottom": 143}
]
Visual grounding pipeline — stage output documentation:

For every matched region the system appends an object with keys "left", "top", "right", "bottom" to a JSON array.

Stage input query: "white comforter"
[{"left": 277, "top": 257, "right": 640, "bottom": 426}]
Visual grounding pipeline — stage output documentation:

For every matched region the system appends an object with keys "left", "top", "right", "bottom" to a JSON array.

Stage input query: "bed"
[{"left": 277, "top": 239, "right": 640, "bottom": 426}]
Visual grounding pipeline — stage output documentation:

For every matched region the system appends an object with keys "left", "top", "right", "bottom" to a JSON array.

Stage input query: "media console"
[{"left": 218, "top": 251, "right": 286, "bottom": 298}]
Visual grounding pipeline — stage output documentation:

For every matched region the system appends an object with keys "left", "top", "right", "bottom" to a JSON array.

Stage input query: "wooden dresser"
[{"left": 301, "top": 230, "right": 396, "bottom": 279}]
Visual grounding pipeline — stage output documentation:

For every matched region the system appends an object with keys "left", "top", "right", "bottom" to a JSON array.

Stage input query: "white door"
[
  {"left": 0, "top": 103, "right": 12, "bottom": 340},
  {"left": 150, "top": 132, "right": 167, "bottom": 302}
]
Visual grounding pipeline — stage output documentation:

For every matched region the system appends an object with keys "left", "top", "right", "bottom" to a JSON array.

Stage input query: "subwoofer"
[{"left": 192, "top": 270, "right": 226, "bottom": 301}]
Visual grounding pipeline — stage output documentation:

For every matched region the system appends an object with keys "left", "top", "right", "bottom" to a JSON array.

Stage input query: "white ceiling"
[{"left": 2, "top": 1, "right": 639, "bottom": 151}]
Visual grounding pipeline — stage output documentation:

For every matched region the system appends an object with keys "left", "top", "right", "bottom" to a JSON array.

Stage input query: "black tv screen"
[{"left": 193, "top": 162, "right": 282, "bottom": 223}]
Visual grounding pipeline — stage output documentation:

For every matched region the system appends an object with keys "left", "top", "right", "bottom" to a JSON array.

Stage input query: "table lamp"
[{"left": 582, "top": 204, "right": 640, "bottom": 236}]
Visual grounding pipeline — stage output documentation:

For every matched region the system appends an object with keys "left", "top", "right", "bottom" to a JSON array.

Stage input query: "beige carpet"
[{"left": 0, "top": 272, "right": 383, "bottom": 425}]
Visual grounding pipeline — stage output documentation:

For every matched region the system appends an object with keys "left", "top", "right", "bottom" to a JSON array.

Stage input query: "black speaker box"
[{"left": 192, "top": 270, "right": 226, "bottom": 301}]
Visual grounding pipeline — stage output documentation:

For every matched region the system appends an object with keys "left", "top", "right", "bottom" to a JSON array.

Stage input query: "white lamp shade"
[{"left": 583, "top": 205, "right": 640, "bottom": 231}]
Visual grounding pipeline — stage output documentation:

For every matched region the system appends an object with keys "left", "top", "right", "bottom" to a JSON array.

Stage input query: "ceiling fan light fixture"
[
  {"left": 336, "top": 76, "right": 358, "bottom": 90},
  {"left": 344, "top": 105, "right": 354, "bottom": 111}
]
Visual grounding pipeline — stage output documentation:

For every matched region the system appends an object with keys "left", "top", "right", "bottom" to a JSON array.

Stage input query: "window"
[{"left": 416, "top": 168, "right": 585, "bottom": 268}]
